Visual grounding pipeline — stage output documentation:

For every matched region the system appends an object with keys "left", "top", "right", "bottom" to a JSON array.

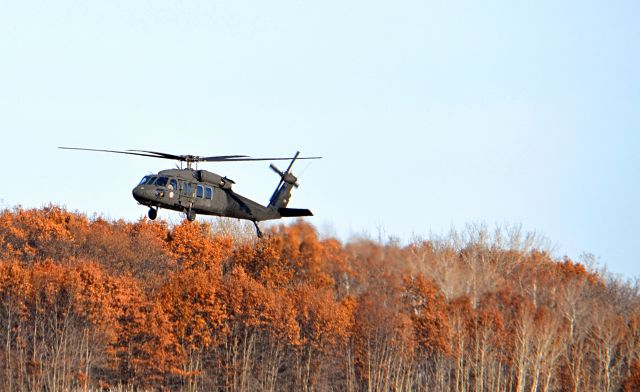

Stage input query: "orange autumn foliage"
[
  {"left": 0, "top": 206, "right": 637, "bottom": 391},
  {"left": 403, "top": 273, "right": 450, "bottom": 356},
  {"left": 168, "top": 220, "right": 232, "bottom": 272},
  {"left": 159, "top": 268, "right": 228, "bottom": 351}
]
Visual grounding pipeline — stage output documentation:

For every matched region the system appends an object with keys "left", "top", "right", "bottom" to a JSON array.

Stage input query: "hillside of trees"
[{"left": 0, "top": 205, "right": 639, "bottom": 391}]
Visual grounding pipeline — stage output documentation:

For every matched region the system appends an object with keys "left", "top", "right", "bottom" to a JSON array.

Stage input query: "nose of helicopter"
[{"left": 132, "top": 185, "right": 148, "bottom": 203}]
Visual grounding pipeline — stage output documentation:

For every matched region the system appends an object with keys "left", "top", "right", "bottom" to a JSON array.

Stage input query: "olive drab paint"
[{"left": 59, "top": 147, "right": 320, "bottom": 237}]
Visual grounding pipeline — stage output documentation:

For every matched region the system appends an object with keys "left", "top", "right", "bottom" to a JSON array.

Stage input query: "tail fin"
[{"left": 268, "top": 152, "right": 300, "bottom": 209}]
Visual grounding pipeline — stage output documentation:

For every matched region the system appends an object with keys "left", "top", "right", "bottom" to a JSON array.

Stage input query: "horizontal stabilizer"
[{"left": 278, "top": 208, "right": 313, "bottom": 217}]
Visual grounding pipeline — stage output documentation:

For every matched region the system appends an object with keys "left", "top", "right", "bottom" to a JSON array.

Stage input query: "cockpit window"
[
  {"left": 169, "top": 179, "right": 178, "bottom": 190},
  {"left": 196, "top": 185, "right": 204, "bottom": 198},
  {"left": 155, "top": 177, "right": 168, "bottom": 187},
  {"left": 139, "top": 176, "right": 151, "bottom": 185},
  {"left": 145, "top": 176, "right": 158, "bottom": 185}
]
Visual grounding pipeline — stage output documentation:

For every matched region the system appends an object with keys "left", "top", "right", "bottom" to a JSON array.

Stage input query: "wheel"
[
  {"left": 186, "top": 209, "right": 196, "bottom": 222},
  {"left": 148, "top": 208, "right": 157, "bottom": 220}
]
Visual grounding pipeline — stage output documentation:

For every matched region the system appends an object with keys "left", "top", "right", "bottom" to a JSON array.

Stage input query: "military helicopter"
[{"left": 59, "top": 147, "right": 321, "bottom": 237}]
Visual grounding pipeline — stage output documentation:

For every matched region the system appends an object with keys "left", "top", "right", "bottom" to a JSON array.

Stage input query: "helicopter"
[{"left": 59, "top": 147, "right": 321, "bottom": 237}]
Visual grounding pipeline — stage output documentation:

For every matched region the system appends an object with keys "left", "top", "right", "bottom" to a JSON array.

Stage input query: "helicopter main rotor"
[{"left": 59, "top": 147, "right": 321, "bottom": 169}]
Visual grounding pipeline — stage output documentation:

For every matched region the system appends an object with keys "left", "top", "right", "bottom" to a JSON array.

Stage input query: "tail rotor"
[{"left": 269, "top": 151, "right": 301, "bottom": 208}]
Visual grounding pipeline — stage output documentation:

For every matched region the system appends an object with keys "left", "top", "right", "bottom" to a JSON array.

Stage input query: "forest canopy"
[{"left": 0, "top": 205, "right": 638, "bottom": 391}]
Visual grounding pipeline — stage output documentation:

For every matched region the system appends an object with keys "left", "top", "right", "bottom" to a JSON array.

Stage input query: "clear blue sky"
[{"left": 1, "top": 1, "right": 638, "bottom": 277}]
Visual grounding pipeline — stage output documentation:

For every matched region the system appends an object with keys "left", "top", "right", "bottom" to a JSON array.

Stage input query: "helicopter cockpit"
[{"left": 138, "top": 176, "right": 177, "bottom": 190}]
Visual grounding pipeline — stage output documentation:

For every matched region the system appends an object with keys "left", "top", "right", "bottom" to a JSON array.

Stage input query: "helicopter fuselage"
[
  {"left": 132, "top": 168, "right": 280, "bottom": 222},
  {"left": 59, "top": 146, "right": 317, "bottom": 236}
]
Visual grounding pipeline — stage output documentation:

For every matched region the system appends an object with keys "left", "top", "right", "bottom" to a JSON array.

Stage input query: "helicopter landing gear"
[
  {"left": 186, "top": 208, "right": 196, "bottom": 222},
  {"left": 253, "top": 221, "right": 263, "bottom": 238},
  {"left": 148, "top": 207, "right": 158, "bottom": 220}
]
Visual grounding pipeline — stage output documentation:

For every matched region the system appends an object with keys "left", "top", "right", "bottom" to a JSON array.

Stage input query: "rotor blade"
[
  {"left": 60, "top": 147, "right": 322, "bottom": 162},
  {"left": 127, "top": 149, "right": 188, "bottom": 161},
  {"left": 131, "top": 150, "right": 250, "bottom": 162},
  {"left": 201, "top": 155, "right": 250, "bottom": 161},
  {"left": 211, "top": 156, "right": 322, "bottom": 162},
  {"left": 58, "top": 147, "right": 178, "bottom": 160},
  {"left": 269, "top": 163, "right": 286, "bottom": 205},
  {"left": 269, "top": 163, "right": 285, "bottom": 177},
  {"left": 284, "top": 151, "right": 301, "bottom": 175}
]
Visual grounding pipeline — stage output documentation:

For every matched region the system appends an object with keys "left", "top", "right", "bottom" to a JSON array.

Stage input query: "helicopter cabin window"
[
  {"left": 169, "top": 179, "right": 178, "bottom": 190},
  {"left": 196, "top": 185, "right": 204, "bottom": 198},
  {"left": 205, "top": 187, "right": 213, "bottom": 199},
  {"left": 139, "top": 176, "right": 151, "bottom": 185},
  {"left": 145, "top": 176, "right": 158, "bottom": 185},
  {"left": 155, "top": 177, "right": 168, "bottom": 187}
]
